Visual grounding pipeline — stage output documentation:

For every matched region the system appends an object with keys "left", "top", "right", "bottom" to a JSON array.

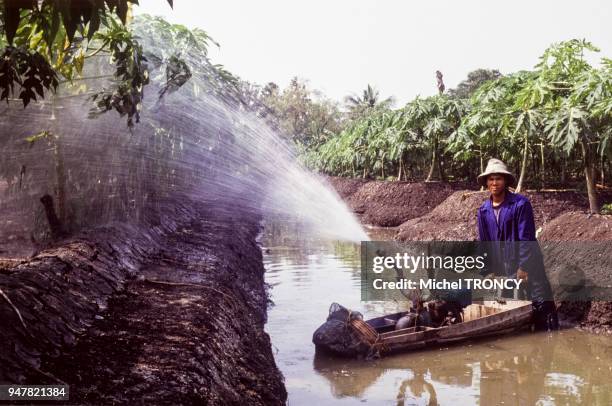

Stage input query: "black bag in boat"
[{"left": 312, "top": 303, "right": 377, "bottom": 357}]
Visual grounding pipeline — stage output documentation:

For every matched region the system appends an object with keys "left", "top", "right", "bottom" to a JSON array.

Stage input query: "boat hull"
[
  {"left": 377, "top": 301, "right": 533, "bottom": 354},
  {"left": 313, "top": 301, "right": 533, "bottom": 357}
]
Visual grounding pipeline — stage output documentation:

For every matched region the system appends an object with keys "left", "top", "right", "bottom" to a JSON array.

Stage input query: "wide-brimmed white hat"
[{"left": 477, "top": 158, "right": 516, "bottom": 187}]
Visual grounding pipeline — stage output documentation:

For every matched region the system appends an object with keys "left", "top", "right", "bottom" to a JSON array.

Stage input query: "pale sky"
[{"left": 135, "top": 0, "right": 612, "bottom": 105}]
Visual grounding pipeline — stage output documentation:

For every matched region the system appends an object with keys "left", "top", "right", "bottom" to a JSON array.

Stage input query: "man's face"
[{"left": 487, "top": 174, "right": 506, "bottom": 196}]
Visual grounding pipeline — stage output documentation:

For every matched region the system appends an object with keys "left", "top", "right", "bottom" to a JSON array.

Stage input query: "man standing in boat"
[{"left": 476, "top": 158, "right": 558, "bottom": 331}]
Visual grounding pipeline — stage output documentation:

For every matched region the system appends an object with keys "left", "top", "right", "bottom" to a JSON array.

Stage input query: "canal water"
[{"left": 262, "top": 227, "right": 612, "bottom": 405}]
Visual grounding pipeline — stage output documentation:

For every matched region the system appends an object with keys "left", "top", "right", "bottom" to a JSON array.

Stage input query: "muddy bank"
[
  {"left": 0, "top": 203, "right": 286, "bottom": 405},
  {"left": 0, "top": 211, "right": 177, "bottom": 384},
  {"left": 327, "top": 176, "right": 611, "bottom": 231},
  {"left": 539, "top": 212, "right": 612, "bottom": 333},
  {"left": 388, "top": 186, "right": 612, "bottom": 332},
  {"left": 325, "top": 176, "right": 472, "bottom": 227},
  {"left": 330, "top": 176, "right": 612, "bottom": 333},
  {"left": 539, "top": 212, "right": 612, "bottom": 241},
  {"left": 395, "top": 189, "right": 612, "bottom": 241}
]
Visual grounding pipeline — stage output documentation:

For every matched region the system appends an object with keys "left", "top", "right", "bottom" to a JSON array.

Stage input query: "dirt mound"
[
  {"left": 327, "top": 176, "right": 471, "bottom": 227},
  {"left": 539, "top": 212, "right": 612, "bottom": 332},
  {"left": 1, "top": 222, "right": 165, "bottom": 384},
  {"left": 324, "top": 176, "right": 368, "bottom": 200},
  {"left": 396, "top": 190, "right": 604, "bottom": 241},
  {"left": 327, "top": 176, "right": 611, "bottom": 230},
  {"left": 396, "top": 191, "right": 485, "bottom": 241},
  {"left": 395, "top": 194, "right": 612, "bottom": 333},
  {"left": 540, "top": 212, "right": 612, "bottom": 241},
  {"left": 581, "top": 302, "right": 612, "bottom": 333}
]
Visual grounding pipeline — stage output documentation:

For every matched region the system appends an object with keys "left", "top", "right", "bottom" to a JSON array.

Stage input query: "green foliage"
[
  {"left": 245, "top": 77, "right": 344, "bottom": 148},
  {"left": 448, "top": 69, "right": 502, "bottom": 99},
  {"left": 0, "top": 0, "right": 176, "bottom": 127},
  {"left": 307, "top": 108, "right": 412, "bottom": 178},
  {"left": 344, "top": 84, "right": 394, "bottom": 120},
  {"left": 536, "top": 40, "right": 605, "bottom": 152},
  {"left": 132, "top": 15, "right": 240, "bottom": 105},
  {"left": 132, "top": 15, "right": 218, "bottom": 58},
  {"left": 0, "top": 13, "right": 247, "bottom": 241},
  {"left": 0, "top": 45, "right": 58, "bottom": 106},
  {"left": 88, "top": 16, "right": 149, "bottom": 127},
  {"left": 25, "top": 129, "right": 52, "bottom": 144},
  {"left": 602, "top": 203, "right": 612, "bottom": 215},
  {"left": 305, "top": 39, "right": 611, "bottom": 192},
  {"left": 1, "top": 0, "right": 152, "bottom": 44},
  {"left": 308, "top": 93, "right": 467, "bottom": 179},
  {"left": 158, "top": 55, "right": 192, "bottom": 99}
]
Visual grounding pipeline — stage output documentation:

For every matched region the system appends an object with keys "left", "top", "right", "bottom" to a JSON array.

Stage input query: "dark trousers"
[
  {"left": 509, "top": 272, "right": 559, "bottom": 331},
  {"left": 528, "top": 274, "right": 558, "bottom": 331},
  {"left": 532, "top": 300, "right": 559, "bottom": 331}
]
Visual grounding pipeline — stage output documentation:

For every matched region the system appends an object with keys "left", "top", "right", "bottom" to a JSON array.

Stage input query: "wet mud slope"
[
  {"left": 0, "top": 204, "right": 286, "bottom": 405},
  {"left": 0, "top": 206, "right": 185, "bottom": 384}
]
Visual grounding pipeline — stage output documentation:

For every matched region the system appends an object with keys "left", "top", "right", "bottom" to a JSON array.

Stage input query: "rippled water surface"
[{"left": 262, "top": 226, "right": 612, "bottom": 405}]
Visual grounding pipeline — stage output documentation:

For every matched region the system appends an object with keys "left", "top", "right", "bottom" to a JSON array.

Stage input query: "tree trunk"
[
  {"left": 53, "top": 139, "right": 66, "bottom": 226},
  {"left": 397, "top": 155, "right": 403, "bottom": 181},
  {"left": 580, "top": 137, "right": 599, "bottom": 213},
  {"left": 479, "top": 149, "right": 484, "bottom": 173},
  {"left": 479, "top": 149, "right": 485, "bottom": 191},
  {"left": 515, "top": 135, "right": 529, "bottom": 193},
  {"left": 19, "top": 165, "right": 26, "bottom": 190},
  {"left": 426, "top": 138, "right": 440, "bottom": 182},
  {"left": 561, "top": 155, "right": 566, "bottom": 184},
  {"left": 531, "top": 148, "right": 538, "bottom": 188},
  {"left": 437, "top": 150, "right": 446, "bottom": 182},
  {"left": 540, "top": 143, "right": 545, "bottom": 190},
  {"left": 600, "top": 154, "right": 605, "bottom": 188},
  {"left": 40, "top": 194, "right": 64, "bottom": 239}
]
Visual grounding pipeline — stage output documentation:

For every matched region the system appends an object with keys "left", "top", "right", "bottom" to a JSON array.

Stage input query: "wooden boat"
[{"left": 315, "top": 300, "right": 533, "bottom": 357}]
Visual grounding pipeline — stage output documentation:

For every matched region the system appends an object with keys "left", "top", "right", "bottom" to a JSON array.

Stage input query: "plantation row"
[{"left": 301, "top": 40, "right": 611, "bottom": 212}]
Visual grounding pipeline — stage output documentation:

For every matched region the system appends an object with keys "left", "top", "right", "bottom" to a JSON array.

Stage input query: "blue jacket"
[{"left": 477, "top": 192, "right": 543, "bottom": 278}]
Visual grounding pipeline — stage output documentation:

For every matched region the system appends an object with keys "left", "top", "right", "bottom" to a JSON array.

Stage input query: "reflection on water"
[{"left": 262, "top": 224, "right": 612, "bottom": 405}]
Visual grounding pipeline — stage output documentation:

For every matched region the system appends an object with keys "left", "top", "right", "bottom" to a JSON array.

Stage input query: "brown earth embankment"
[
  {"left": 0, "top": 203, "right": 287, "bottom": 405},
  {"left": 539, "top": 213, "right": 612, "bottom": 333},
  {"left": 325, "top": 176, "right": 472, "bottom": 227},
  {"left": 329, "top": 176, "right": 612, "bottom": 333},
  {"left": 395, "top": 189, "right": 606, "bottom": 241},
  {"left": 327, "top": 176, "right": 611, "bottom": 234}
]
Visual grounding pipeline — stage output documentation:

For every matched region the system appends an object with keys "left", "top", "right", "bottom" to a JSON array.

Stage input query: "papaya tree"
[
  {"left": 448, "top": 78, "right": 509, "bottom": 178},
  {"left": 538, "top": 40, "right": 611, "bottom": 213},
  {"left": 449, "top": 71, "right": 548, "bottom": 192},
  {"left": 406, "top": 95, "right": 466, "bottom": 182},
  {"left": 503, "top": 71, "right": 549, "bottom": 192}
]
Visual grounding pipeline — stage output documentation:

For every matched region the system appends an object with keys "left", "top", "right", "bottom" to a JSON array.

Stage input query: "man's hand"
[{"left": 516, "top": 268, "right": 528, "bottom": 281}]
